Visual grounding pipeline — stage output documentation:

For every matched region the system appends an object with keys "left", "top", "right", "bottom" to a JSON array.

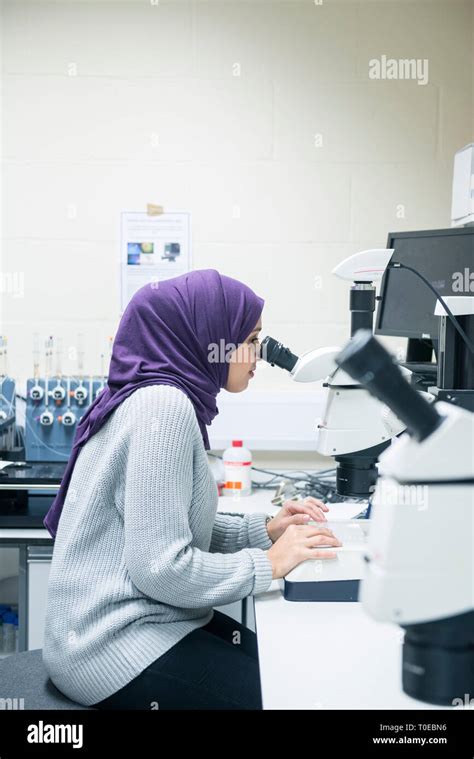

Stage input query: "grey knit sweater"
[{"left": 42, "top": 384, "right": 274, "bottom": 706}]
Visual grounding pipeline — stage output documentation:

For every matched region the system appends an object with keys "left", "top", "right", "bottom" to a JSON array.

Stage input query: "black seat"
[{"left": 0, "top": 649, "right": 97, "bottom": 710}]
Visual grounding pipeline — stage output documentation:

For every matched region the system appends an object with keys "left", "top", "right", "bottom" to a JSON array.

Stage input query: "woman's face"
[{"left": 224, "top": 317, "right": 262, "bottom": 393}]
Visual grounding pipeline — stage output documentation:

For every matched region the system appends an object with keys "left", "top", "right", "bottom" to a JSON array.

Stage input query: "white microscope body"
[
  {"left": 364, "top": 402, "right": 473, "bottom": 623},
  {"left": 261, "top": 249, "right": 414, "bottom": 601},
  {"left": 318, "top": 249, "right": 403, "bottom": 459},
  {"left": 336, "top": 330, "right": 474, "bottom": 705},
  {"left": 283, "top": 248, "right": 407, "bottom": 496}
]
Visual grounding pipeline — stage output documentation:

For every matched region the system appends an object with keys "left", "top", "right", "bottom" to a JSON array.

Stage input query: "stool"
[{"left": 0, "top": 649, "right": 97, "bottom": 710}]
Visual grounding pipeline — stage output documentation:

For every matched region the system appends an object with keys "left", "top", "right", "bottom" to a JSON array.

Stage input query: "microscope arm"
[
  {"left": 290, "top": 346, "right": 340, "bottom": 382},
  {"left": 260, "top": 334, "right": 411, "bottom": 496}
]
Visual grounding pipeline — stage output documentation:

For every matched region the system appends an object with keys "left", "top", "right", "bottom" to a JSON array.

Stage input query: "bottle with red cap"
[{"left": 222, "top": 440, "right": 253, "bottom": 496}]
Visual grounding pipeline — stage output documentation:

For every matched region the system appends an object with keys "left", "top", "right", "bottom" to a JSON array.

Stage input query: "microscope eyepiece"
[
  {"left": 336, "top": 330, "right": 443, "bottom": 443},
  {"left": 260, "top": 336, "right": 299, "bottom": 373}
]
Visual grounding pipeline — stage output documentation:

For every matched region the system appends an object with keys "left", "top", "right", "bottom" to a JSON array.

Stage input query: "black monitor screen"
[{"left": 375, "top": 227, "right": 474, "bottom": 340}]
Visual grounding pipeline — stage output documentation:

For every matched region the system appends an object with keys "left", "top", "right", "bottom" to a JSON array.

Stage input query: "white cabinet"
[{"left": 26, "top": 546, "right": 52, "bottom": 650}]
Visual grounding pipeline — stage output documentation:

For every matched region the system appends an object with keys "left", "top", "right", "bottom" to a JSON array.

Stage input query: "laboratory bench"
[
  {"left": 0, "top": 485, "right": 448, "bottom": 710},
  {"left": 0, "top": 463, "right": 64, "bottom": 652},
  {"left": 222, "top": 489, "right": 448, "bottom": 711}
]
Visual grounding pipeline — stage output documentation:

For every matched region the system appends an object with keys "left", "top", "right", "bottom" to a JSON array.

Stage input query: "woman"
[{"left": 42, "top": 269, "right": 341, "bottom": 710}]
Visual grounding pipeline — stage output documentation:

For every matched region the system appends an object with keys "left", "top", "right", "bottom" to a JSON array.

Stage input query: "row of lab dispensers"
[{"left": 0, "top": 335, "right": 111, "bottom": 463}]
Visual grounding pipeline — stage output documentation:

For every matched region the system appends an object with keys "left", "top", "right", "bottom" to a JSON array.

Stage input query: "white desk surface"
[
  {"left": 0, "top": 529, "right": 52, "bottom": 540},
  {"left": 220, "top": 489, "right": 447, "bottom": 711},
  {"left": 0, "top": 487, "right": 448, "bottom": 710}
]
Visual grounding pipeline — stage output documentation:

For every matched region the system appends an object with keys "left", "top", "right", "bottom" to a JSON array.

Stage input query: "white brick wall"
[{"left": 0, "top": 0, "right": 472, "bottom": 456}]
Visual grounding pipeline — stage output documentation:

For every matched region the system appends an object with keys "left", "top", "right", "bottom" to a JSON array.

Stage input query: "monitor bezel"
[{"left": 374, "top": 226, "right": 474, "bottom": 340}]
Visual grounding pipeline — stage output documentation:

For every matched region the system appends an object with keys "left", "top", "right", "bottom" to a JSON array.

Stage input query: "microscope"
[
  {"left": 260, "top": 249, "right": 411, "bottom": 601},
  {"left": 335, "top": 330, "right": 473, "bottom": 706},
  {"left": 261, "top": 248, "right": 406, "bottom": 500}
]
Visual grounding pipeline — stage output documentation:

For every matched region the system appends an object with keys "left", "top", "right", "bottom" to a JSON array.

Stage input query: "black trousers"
[{"left": 91, "top": 610, "right": 263, "bottom": 710}]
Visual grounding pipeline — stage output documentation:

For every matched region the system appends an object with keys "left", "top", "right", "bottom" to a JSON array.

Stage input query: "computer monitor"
[{"left": 375, "top": 227, "right": 474, "bottom": 341}]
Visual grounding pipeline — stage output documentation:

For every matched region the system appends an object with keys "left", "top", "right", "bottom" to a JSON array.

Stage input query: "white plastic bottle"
[{"left": 223, "top": 440, "right": 253, "bottom": 496}]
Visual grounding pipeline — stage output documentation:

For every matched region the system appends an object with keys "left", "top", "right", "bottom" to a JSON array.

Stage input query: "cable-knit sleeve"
[
  {"left": 210, "top": 511, "right": 273, "bottom": 553},
  {"left": 123, "top": 388, "right": 273, "bottom": 608}
]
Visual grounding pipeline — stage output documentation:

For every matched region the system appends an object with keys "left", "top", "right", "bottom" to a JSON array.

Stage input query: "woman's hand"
[
  {"left": 266, "top": 497, "right": 330, "bottom": 543},
  {"left": 267, "top": 525, "right": 342, "bottom": 580}
]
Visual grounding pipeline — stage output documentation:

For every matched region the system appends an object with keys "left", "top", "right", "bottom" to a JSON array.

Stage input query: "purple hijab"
[{"left": 44, "top": 269, "right": 264, "bottom": 539}]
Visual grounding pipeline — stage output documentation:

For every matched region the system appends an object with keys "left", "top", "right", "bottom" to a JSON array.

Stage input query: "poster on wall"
[{"left": 120, "top": 211, "right": 191, "bottom": 311}]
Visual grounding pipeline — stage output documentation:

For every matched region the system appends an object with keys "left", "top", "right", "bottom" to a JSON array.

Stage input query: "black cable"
[
  {"left": 208, "top": 452, "right": 336, "bottom": 483},
  {"left": 250, "top": 464, "right": 335, "bottom": 482},
  {"left": 390, "top": 263, "right": 474, "bottom": 355},
  {"left": 207, "top": 452, "right": 339, "bottom": 501}
]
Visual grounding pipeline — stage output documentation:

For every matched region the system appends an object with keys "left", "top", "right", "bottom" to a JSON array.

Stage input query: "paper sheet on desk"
[{"left": 324, "top": 501, "right": 368, "bottom": 520}]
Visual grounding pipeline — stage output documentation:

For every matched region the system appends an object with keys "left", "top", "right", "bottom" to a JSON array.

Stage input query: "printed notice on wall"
[{"left": 120, "top": 211, "right": 191, "bottom": 310}]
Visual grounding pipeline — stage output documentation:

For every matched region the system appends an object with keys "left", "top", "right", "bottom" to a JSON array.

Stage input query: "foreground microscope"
[{"left": 336, "top": 330, "right": 473, "bottom": 706}]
